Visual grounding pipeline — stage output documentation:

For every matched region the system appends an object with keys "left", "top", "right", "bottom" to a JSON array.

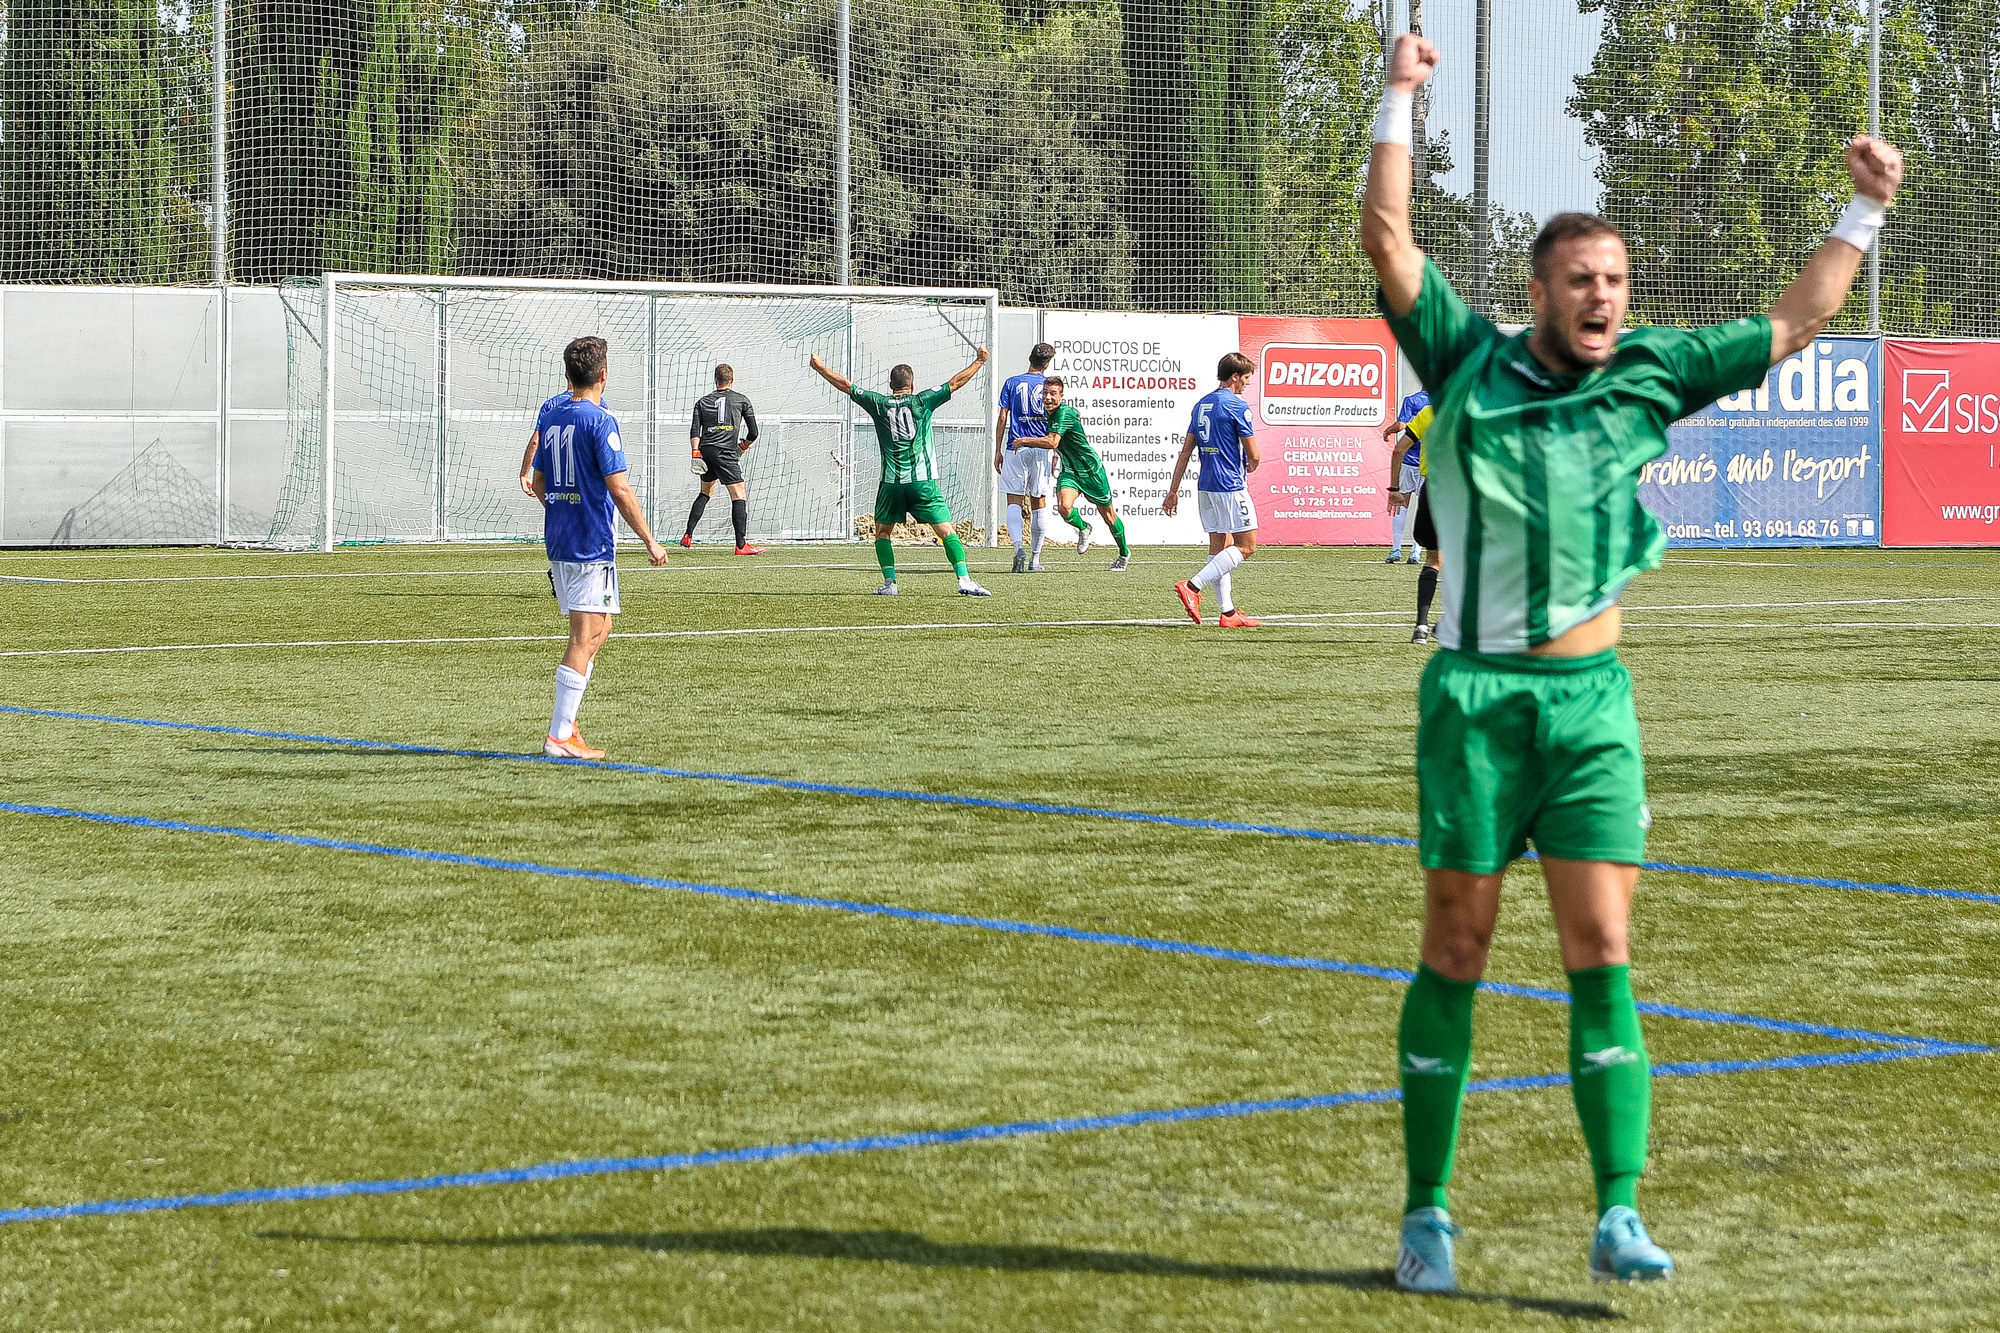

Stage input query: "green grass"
[{"left": 0, "top": 543, "right": 1995, "bottom": 1330}]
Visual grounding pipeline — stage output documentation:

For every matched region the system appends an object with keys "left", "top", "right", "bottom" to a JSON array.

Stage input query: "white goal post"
[{"left": 277, "top": 273, "right": 1001, "bottom": 552}]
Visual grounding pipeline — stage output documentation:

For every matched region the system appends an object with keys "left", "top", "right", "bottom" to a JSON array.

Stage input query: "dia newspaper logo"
[
  {"left": 1258, "top": 342, "right": 1387, "bottom": 426},
  {"left": 1902, "top": 368, "right": 1951, "bottom": 433}
]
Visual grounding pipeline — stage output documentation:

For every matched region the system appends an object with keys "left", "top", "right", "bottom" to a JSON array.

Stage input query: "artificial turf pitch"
[{"left": 0, "top": 542, "right": 1994, "bottom": 1329}]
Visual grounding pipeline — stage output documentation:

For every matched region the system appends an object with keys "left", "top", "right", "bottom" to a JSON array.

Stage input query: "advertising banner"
[
  {"left": 1883, "top": 340, "right": 2000, "bottom": 546},
  {"left": 1240, "top": 316, "right": 1397, "bottom": 546},
  {"left": 1040, "top": 312, "right": 1396, "bottom": 544},
  {"left": 1639, "top": 336, "right": 1881, "bottom": 546},
  {"left": 1041, "top": 311, "right": 1236, "bottom": 545}
]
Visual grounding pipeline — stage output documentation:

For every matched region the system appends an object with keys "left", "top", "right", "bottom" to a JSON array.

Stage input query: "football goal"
[{"left": 272, "top": 274, "right": 1000, "bottom": 551}]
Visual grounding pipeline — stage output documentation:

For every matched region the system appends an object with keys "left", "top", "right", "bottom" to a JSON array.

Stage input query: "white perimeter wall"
[
  {"left": 0, "top": 290, "right": 1407, "bottom": 547},
  {"left": 0, "top": 286, "right": 290, "bottom": 545}
]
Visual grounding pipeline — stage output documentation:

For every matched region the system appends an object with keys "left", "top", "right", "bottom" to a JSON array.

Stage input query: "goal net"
[{"left": 271, "top": 276, "right": 998, "bottom": 550}]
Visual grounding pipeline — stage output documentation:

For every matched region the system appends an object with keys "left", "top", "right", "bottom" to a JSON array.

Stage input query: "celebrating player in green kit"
[
  {"left": 808, "top": 348, "right": 993, "bottom": 596},
  {"left": 1017, "top": 377, "right": 1131, "bottom": 570},
  {"left": 1363, "top": 31, "right": 1903, "bottom": 1294}
]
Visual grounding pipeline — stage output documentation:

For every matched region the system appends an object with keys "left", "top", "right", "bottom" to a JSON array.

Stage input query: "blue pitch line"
[
  {"left": 5, "top": 704, "right": 1993, "bottom": 905},
  {"left": 0, "top": 1044, "right": 1968, "bottom": 1229},
  {"left": 3, "top": 799, "right": 1981, "bottom": 1059}
]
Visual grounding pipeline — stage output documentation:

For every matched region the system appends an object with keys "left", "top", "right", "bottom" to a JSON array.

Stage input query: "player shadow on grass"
[{"left": 257, "top": 1227, "right": 1618, "bottom": 1318}]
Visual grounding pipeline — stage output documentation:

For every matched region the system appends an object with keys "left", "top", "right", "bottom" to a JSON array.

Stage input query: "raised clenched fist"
[
  {"left": 1847, "top": 135, "right": 1904, "bottom": 205},
  {"left": 1387, "top": 33, "right": 1440, "bottom": 93}
]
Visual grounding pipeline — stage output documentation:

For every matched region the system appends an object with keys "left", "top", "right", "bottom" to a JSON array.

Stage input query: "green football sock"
[
  {"left": 1568, "top": 964, "right": 1651, "bottom": 1214},
  {"left": 874, "top": 538, "right": 896, "bottom": 582},
  {"left": 941, "top": 533, "right": 969, "bottom": 579},
  {"left": 1109, "top": 517, "right": 1129, "bottom": 556},
  {"left": 1064, "top": 507, "right": 1089, "bottom": 533},
  {"left": 1399, "top": 963, "right": 1477, "bottom": 1215}
]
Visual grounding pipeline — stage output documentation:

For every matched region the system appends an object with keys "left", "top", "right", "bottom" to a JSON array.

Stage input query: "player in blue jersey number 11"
[
  {"left": 1364, "top": 31, "right": 1903, "bottom": 1294},
  {"left": 527, "top": 336, "right": 670, "bottom": 761}
]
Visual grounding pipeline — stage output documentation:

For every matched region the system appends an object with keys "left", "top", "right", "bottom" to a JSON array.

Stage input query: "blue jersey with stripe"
[
  {"left": 534, "top": 393, "right": 628, "bottom": 564},
  {"left": 999, "top": 371, "right": 1047, "bottom": 450},
  {"left": 1189, "top": 387, "right": 1254, "bottom": 493}
]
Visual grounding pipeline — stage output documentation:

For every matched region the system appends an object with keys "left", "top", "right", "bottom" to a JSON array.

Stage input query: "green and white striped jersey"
[
  {"left": 1384, "top": 259, "right": 1770, "bottom": 653},
  {"left": 850, "top": 383, "right": 952, "bottom": 484}
]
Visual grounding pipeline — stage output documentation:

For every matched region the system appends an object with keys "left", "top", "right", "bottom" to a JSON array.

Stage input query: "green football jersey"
[
  {"left": 1044, "top": 403, "right": 1104, "bottom": 476},
  {"left": 1384, "top": 259, "right": 1770, "bottom": 653},
  {"left": 850, "top": 383, "right": 952, "bottom": 484}
]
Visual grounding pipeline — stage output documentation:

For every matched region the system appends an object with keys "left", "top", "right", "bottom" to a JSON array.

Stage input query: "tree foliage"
[
  {"left": 4, "top": 0, "right": 1991, "bottom": 327},
  {"left": 2, "top": 0, "right": 208, "bottom": 279},
  {"left": 1571, "top": 0, "right": 2000, "bottom": 334}
]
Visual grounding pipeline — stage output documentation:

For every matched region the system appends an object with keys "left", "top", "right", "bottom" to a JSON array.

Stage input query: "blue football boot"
[
  {"left": 1589, "top": 1205, "right": 1674, "bottom": 1283},
  {"left": 1395, "top": 1206, "right": 1463, "bottom": 1294}
]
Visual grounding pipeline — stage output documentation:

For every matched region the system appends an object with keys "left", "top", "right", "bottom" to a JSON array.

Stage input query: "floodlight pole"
[
  {"left": 1867, "top": 0, "right": 1881, "bottom": 333},
  {"left": 835, "top": 0, "right": 852, "bottom": 286},
  {"left": 1470, "top": 0, "right": 1492, "bottom": 315},
  {"left": 211, "top": 0, "right": 227, "bottom": 286},
  {"left": 1409, "top": 0, "right": 1428, "bottom": 203}
]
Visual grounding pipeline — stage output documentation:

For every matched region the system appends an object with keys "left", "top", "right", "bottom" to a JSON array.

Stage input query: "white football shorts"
[
  {"left": 550, "top": 560, "right": 620, "bottom": 615},
  {"left": 998, "top": 444, "right": 1054, "bottom": 498},
  {"left": 1197, "top": 488, "right": 1258, "bottom": 534},
  {"left": 1398, "top": 463, "right": 1425, "bottom": 496}
]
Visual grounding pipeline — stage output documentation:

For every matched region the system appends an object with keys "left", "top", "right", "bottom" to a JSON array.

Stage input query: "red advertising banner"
[
  {"left": 1240, "top": 316, "right": 1397, "bottom": 545},
  {"left": 1883, "top": 339, "right": 2000, "bottom": 546}
]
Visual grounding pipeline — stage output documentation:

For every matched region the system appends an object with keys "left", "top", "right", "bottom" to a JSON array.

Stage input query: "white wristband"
[
  {"left": 1829, "top": 193, "right": 1887, "bottom": 252},
  {"left": 1373, "top": 86, "right": 1414, "bottom": 147}
]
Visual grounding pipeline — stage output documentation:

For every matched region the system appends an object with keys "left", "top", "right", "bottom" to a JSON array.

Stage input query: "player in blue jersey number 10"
[{"left": 527, "top": 336, "right": 670, "bottom": 760}]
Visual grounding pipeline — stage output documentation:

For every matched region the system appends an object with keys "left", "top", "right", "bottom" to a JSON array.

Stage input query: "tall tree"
[
  {"left": 1123, "top": 0, "right": 1272, "bottom": 309},
  {"left": 1263, "top": 0, "right": 1378, "bottom": 311},
  {"left": 232, "top": 0, "right": 489, "bottom": 280},
  {"left": 459, "top": 0, "right": 1130, "bottom": 305},
  {"left": 1, "top": 0, "right": 206, "bottom": 280},
  {"left": 1881, "top": 0, "right": 2000, "bottom": 334},
  {"left": 1571, "top": 0, "right": 1870, "bottom": 327}
]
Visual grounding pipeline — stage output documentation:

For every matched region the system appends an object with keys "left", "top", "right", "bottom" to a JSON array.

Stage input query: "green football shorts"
[
  {"left": 1415, "top": 647, "right": 1649, "bottom": 872},
  {"left": 1057, "top": 466, "right": 1114, "bottom": 508},
  {"left": 874, "top": 480, "right": 953, "bottom": 526}
]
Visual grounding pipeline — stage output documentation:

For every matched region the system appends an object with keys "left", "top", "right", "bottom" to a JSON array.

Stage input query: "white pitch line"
[
  {"left": 0, "top": 613, "right": 1434, "bottom": 659},
  {"left": 1622, "top": 620, "right": 2000, "bottom": 630},
  {"left": 15, "top": 608, "right": 2000, "bottom": 656},
  {"left": 9, "top": 611, "right": 1998, "bottom": 660},
  {"left": 1623, "top": 596, "right": 2000, "bottom": 611},
  {"left": 5, "top": 559, "right": 1991, "bottom": 619},
  {"left": 0, "top": 561, "right": 897, "bottom": 586}
]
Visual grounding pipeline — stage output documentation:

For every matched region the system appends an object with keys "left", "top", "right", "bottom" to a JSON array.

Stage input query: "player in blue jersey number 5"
[{"left": 528, "top": 336, "right": 670, "bottom": 760}]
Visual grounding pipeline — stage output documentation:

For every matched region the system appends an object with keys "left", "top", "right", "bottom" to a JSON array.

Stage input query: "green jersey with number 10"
[
  {"left": 1383, "top": 258, "right": 1771, "bottom": 654},
  {"left": 851, "top": 383, "right": 952, "bottom": 484}
]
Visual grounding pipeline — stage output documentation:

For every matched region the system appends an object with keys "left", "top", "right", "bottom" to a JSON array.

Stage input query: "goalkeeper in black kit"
[{"left": 682, "top": 363, "right": 763, "bottom": 555}]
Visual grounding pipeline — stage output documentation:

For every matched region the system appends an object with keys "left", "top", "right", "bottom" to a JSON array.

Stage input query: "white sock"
[
  {"left": 1216, "top": 571, "right": 1234, "bottom": 613},
  {"left": 1189, "top": 545, "right": 1246, "bottom": 590},
  {"left": 550, "top": 664, "right": 588, "bottom": 741},
  {"left": 1030, "top": 508, "right": 1046, "bottom": 559},
  {"left": 1390, "top": 505, "right": 1407, "bottom": 550},
  {"left": 1006, "top": 503, "right": 1023, "bottom": 549}
]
